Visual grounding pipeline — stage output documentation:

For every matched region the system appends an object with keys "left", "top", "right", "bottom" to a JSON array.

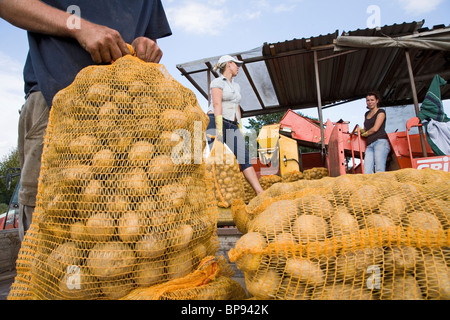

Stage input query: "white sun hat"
[{"left": 217, "top": 55, "right": 244, "bottom": 66}]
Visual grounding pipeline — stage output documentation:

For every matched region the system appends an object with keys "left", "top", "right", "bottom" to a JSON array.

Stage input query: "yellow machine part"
[
  {"left": 279, "top": 135, "right": 300, "bottom": 178},
  {"left": 257, "top": 124, "right": 280, "bottom": 150}
]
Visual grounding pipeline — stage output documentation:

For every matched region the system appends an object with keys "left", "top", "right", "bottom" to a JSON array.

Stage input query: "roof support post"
[
  {"left": 313, "top": 50, "right": 327, "bottom": 163},
  {"left": 207, "top": 67, "right": 211, "bottom": 107},
  {"left": 404, "top": 49, "right": 428, "bottom": 158}
]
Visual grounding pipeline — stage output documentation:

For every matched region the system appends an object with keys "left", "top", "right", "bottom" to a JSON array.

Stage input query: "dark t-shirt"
[
  {"left": 24, "top": 0, "right": 172, "bottom": 107},
  {"left": 364, "top": 109, "right": 389, "bottom": 146}
]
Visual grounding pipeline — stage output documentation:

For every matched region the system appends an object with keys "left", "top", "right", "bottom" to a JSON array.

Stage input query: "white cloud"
[
  {"left": 398, "top": 0, "right": 444, "bottom": 15},
  {"left": 0, "top": 51, "right": 25, "bottom": 158},
  {"left": 165, "top": 2, "right": 229, "bottom": 36},
  {"left": 165, "top": 0, "right": 305, "bottom": 35}
]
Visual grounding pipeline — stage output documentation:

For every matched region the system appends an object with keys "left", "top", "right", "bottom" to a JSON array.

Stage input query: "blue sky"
[{"left": 0, "top": 0, "right": 449, "bottom": 159}]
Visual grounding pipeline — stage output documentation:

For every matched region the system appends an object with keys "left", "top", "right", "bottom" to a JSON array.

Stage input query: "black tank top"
[{"left": 364, "top": 109, "right": 389, "bottom": 146}]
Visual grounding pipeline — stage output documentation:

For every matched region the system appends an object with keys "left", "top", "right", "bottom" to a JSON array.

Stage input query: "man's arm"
[{"left": 0, "top": 0, "right": 129, "bottom": 63}]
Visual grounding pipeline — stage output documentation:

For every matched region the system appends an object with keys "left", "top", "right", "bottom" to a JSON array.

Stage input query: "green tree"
[{"left": 0, "top": 147, "right": 20, "bottom": 207}]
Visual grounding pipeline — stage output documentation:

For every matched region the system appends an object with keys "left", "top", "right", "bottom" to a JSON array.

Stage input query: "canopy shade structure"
[{"left": 176, "top": 21, "right": 450, "bottom": 119}]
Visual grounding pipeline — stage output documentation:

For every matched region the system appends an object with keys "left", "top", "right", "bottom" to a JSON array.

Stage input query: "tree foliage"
[{"left": 0, "top": 147, "right": 20, "bottom": 207}]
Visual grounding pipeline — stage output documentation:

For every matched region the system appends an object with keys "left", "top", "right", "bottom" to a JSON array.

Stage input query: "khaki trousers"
[{"left": 18, "top": 91, "right": 49, "bottom": 240}]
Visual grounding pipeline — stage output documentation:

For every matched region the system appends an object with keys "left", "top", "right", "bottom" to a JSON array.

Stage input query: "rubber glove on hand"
[
  {"left": 238, "top": 122, "right": 244, "bottom": 136},
  {"left": 215, "top": 115, "right": 223, "bottom": 142}
]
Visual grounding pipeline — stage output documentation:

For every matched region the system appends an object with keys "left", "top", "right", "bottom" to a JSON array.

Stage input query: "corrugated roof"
[{"left": 177, "top": 21, "right": 450, "bottom": 118}]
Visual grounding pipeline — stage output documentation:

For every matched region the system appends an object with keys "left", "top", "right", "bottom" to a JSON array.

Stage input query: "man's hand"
[
  {"left": 73, "top": 20, "right": 130, "bottom": 64},
  {"left": 132, "top": 37, "right": 163, "bottom": 63}
]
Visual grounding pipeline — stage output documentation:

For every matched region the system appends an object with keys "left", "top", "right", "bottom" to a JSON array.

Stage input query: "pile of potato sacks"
[
  {"left": 8, "top": 55, "right": 245, "bottom": 300},
  {"left": 230, "top": 168, "right": 450, "bottom": 300}
]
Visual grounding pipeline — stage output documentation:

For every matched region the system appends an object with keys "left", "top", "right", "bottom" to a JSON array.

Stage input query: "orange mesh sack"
[
  {"left": 259, "top": 175, "right": 282, "bottom": 190},
  {"left": 229, "top": 169, "right": 450, "bottom": 300},
  {"left": 206, "top": 140, "right": 245, "bottom": 208},
  {"left": 303, "top": 167, "right": 329, "bottom": 180},
  {"left": 7, "top": 54, "right": 227, "bottom": 300},
  {"left": 241, "top": 173, "right": 257, "bottom": 204}
]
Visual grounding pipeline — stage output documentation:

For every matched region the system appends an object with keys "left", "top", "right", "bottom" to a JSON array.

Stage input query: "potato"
[
  {"left": 118, "top": 211, "right": 142, "bottom": 243},
  {"left": 425, "top": 198, "right": 450, "bottom": 229},
  {"left": 47, "top": 242, "right": 84, "bottom": 279},
  {"left": 364, "top": 214, "right": 396, "bottom": 231},
  {"left": 85, "top": 212, "right": 115, "bottom": 242},
  {"left": 70, "top": 221, "right": 89, "bottom": 242},
  {"left": 249, "top": 200, "right": 298, "bottom": 237},
  {"left": 134, "top": 260, "right": 166, "bottom": 287},
  {"left": 329, "top": 206, "right": 359, "bottom": 238},
  {"left": 87, "top": 242, "right": 136, "bottom": 280},
  {"left": 380, "top": 275, "right": 423, "bottom": 300},
  {"left": 296, "top": 194, "right": 334, "bottom": 220},
  {"left": 348, "top": 184, "right": 381, "bottom": 213},
  {"left": 86, "top": 83, "right": 110, "bottom": 102},
  {"left": 191, "top": 243, "right": 208, "bottom": 265},
  {"left": 132, "top": 96, "right": 158, "bottom": 118},
  {"left": 160, "top": 109, "right": 189, "bottom": 131},
  {"left": 158, "top": 131, "right": 182, "bottom": 154},
  {"left": 58, "top": 266, "right": 101, "bottom": 300},
  {"left": 81, "top": 180, "right": 103, "bottom": 203},
  {"left": 275, "top": 278, "right": 309, "bottom": 300},
  {"left": 379, "top": 195, "right": 408, "bottom": 225},
  {"left": 384, "top": 246, "right": 419, "bottom": 275},
  {"left": 334, "top": 248, "right": 383, "bottom": 280},
  {"left": 407, "top": 211, "right": 443, "bottom": 232},
  {"left": 100, "top": 278, "right": 135, "bottom": 300},
  {"left": 135, "top": 233, "right": 167, "bottom": 259},
  {"left": 167, "top": 224, "right": 194, "bottom": 250},
  {"left": 166, "top": 249, "right": 193, "bottom": 280},
  {"left": 311, "top": 283, "right": 374, "bottom": 300},
  {"left": 127, "top": 80, "right": 148, "bottom": 97},
  {"left": 136, "top": 117, "right": 160, "bottom": 140},
  {"left": 157, "top": 184, "right": 187, "bottom": 209},
  {"left": 113, "top": 90, "right": 133, "bottom": 107},
  {"left": 127, "top": 140, "right": 155, "bottom": 167},
  {"left": 291, "top": 215, "right": 329, "bottom": 243},
  {"left": 416, "top": 253, "right": 450, "bottom": 300},
  {"left": 121, "top": 168, "right": 150, "bottom": 196},
  {"left": 69, "top": 135, "right": 99, "bottom": 158},
  {"left": 330, "top": 175, "right": 360, "bottom": 202},
  {"left": 148, "top": 155, "right": 177, "bottom": 180},
  {"left": 98, "top": 102, "right": 118, "bottom": 132},
  {"left": 91, "top": 149, "right": 115, "bottom": 174},
  {"left": 61, "top": 165, "right": 93, "bottom": 187},
  {"left": 105, "top": 194, "right": 131, "bottom": 214},
  {"left": 245, "top": 270, "right": 281, "bottom": 299},
  {"left": 284, "top": 258, "right": 325, "bottom": 286},
  {"left": 233, "top": 232, "right": 267, "bottom": 273}
]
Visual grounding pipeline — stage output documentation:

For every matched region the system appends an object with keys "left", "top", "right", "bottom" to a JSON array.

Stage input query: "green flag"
[{"left": 418, "top": 75, "right": 449, "bottom": 123}]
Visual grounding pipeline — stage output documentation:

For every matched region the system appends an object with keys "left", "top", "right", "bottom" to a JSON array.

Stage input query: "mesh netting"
[
  {"left": 7, "top": 54, "right": 241, "bottom": 300},
  {"left": 206, "top": 141, "right": 245, "bottom": 208},
  {"left": 229, "top": 168, "right": 450, "bottom": 300}
]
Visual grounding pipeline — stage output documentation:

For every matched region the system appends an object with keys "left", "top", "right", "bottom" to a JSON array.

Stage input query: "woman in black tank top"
[{"left": 361, "top": 92, "right": 391, "bottom": 174}]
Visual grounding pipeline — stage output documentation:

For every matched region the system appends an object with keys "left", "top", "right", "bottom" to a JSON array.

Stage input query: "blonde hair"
[{"left": 213, "top": 62, "right": 227, "bottom": 74}]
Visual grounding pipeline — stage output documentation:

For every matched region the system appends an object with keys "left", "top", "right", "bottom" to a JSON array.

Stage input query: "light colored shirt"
[{"left": 208, "top": 75, "right": 241, "bottom": 123}]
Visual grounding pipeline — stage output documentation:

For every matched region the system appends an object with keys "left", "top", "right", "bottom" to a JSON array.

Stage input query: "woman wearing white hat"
[{"left": 206, "top": 55, "right": 264, "bottom": 195}]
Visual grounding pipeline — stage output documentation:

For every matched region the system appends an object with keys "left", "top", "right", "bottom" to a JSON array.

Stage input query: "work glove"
[
  {"left": 238, "top": 122, "right": 244, "bottom": 136},
  {"left": 215, "top": 115, "right": 223, "bottom": 142},
  {"left": 361, "top": 131, "right": 369, "bottom": 138}
]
